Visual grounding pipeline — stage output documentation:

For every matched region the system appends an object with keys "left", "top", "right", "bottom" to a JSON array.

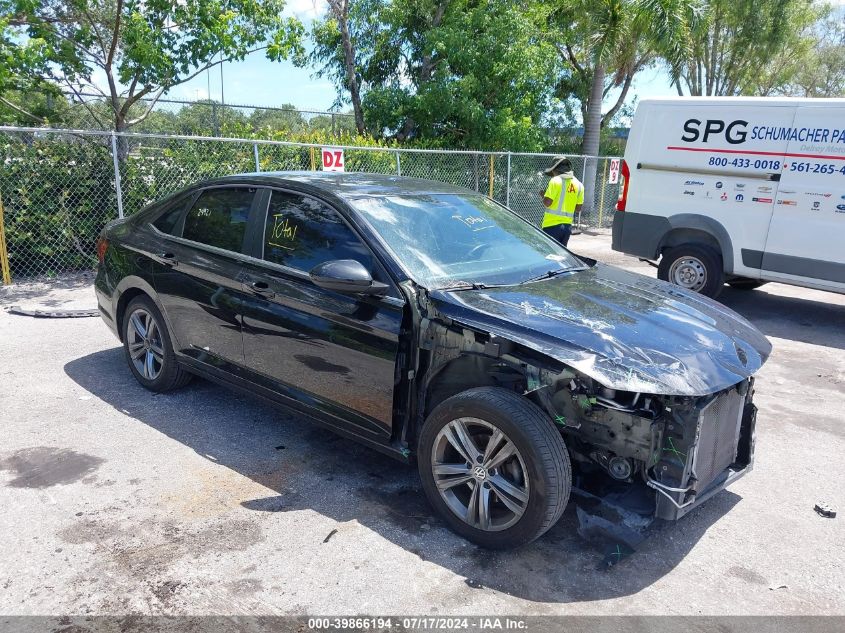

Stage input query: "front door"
[
  {"left": 238, "top": 189, "right": 404, "bottom": 439},
  {"left": 153, "top": 186, "right": 258, "bottom": 368}
]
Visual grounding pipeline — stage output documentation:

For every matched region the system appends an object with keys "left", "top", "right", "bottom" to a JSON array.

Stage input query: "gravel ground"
[{"left": 1, "top": 232, "right": 843, "bottom": 617}]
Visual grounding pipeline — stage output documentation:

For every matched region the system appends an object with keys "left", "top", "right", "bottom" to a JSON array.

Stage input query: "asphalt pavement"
[{"left": 1, "top": 232, "right": 843, "bottom": 617}]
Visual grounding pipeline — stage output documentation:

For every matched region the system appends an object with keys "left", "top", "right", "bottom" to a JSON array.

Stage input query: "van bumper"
[{"left": 611, "top": 211, "right": 670, "bottom": 260}]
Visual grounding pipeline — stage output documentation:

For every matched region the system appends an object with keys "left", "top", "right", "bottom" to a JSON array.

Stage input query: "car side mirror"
[{"left": 309, "top": 259, "right": 389, "bottom": 296}]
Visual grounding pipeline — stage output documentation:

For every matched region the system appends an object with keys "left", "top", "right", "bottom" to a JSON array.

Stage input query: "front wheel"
[
  {"left": 418, "top": 387, "right": 571, "bottom": 549},
  {"left": 658, "top": 243, "right": 725, "bottom": 299}
]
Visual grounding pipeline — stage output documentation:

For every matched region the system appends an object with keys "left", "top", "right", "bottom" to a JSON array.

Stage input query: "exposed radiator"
[{"left": 693, "top": 388, "right": 744, "bottom": 490}]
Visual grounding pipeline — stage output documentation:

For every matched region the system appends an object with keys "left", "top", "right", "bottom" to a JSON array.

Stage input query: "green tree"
[
  {"left": 249, "top": 105, "right": 308, "bottom": 134},
  {"left": 0, "top": 0, "right": 304, "bottom": 139},
  {"left": 781, "top": 6, "right": 845, "bottom": 98},
  {"left": 543, "top": 0, "right": 694, "bottom": 208},
  {"left": 670, "top": 0, "right": 821, "bottom": 96},
  {"left": 311, "top": 0, "right": 554, "bottom": 150}
]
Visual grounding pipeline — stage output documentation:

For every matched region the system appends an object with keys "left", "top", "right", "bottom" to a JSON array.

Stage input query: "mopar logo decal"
[{"left": 736, "top": 194, "right": 744, "bottom": 202}]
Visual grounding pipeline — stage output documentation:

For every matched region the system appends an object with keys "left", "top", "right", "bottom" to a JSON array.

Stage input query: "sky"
[{"left": 123, "top": 0, "right": 845, "bottom": 113}]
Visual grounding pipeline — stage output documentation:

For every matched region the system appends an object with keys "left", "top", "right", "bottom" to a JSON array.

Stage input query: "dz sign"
[
  {"left": 608, "top": 158, "right": 620, "bottom": 184},
  {"left": 322, "top": 147, "right": 345, "bottom": 172}
]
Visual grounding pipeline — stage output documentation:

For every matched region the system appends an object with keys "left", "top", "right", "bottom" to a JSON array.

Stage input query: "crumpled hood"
[{"left": 429, "top": 264, "right": 771, "bottom": 396}]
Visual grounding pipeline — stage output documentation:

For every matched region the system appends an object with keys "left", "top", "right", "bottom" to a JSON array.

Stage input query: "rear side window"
[
  {"left": 152, "top": 195, "right": 191, "bottom": 235},
  {"left": 183, "top": 188, "right": 254, "bottom": 252},
  {"left": 263, "top": 191, "right": 373, "bottom": 273}
]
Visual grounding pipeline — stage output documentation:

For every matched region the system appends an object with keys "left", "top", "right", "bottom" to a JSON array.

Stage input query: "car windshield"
[{"left": 350, "top": 193, "right": 585, "bottom": 289}]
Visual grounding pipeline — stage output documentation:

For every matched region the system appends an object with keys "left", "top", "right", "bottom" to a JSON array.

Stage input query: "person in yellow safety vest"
[{"left": 540, "top": 156, "right": 584, "bottom": 247}]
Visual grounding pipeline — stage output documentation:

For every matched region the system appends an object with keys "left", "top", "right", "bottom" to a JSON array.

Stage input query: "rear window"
[{"left": 182, "top": 188, "right": 254, "bottom": 252}]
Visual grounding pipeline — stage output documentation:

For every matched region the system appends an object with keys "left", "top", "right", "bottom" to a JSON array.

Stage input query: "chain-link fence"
[
  {"left": 0, "top": 91, "right": 357, "bottom": 138},
  {"left": 0, "top": 126, "right": 622, "bottom": 282}
]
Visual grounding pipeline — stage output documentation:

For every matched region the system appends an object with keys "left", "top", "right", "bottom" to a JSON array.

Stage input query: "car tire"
[
  {"left": 122, "top": 295, "right": 192, "bottom": 393},
  {"left": 658, "top": 243, "right": 725, "bottom": 299},
  {"left": 417, "top": 387, "right": 571, "bottom": 550},
  {"left": 727, "top": 278, "right": 767, "bottom": 290}
]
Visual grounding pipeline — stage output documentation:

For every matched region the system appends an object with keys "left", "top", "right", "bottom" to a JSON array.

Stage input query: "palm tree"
[{"left": 545, "top": 0, "right": 695, "bottom": 213}]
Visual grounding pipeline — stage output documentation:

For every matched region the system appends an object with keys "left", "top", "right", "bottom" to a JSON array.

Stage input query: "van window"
[{"left": 182, "top": 188, "right": 254, "bottom": 252}]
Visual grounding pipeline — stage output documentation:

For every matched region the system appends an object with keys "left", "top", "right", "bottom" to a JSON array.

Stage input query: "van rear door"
[{"left": 761, "top": 104, "right": 845, "bottom": 291}]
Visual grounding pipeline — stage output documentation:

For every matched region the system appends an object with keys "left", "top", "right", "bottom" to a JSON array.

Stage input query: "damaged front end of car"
[
  {"left": 403, "top": 268, "right": 769, "bottom": 547},
  {"left": 532, "top": 368, "right": 757, "bottom": 522}
]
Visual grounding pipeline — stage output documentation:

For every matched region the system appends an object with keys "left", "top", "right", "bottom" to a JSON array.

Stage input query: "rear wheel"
[
  {"left": 122, "top": 296, "right": 192, "bottom": 392},
  {"left": 418, "top": 387, "right": 571, "bottom": 549},
  {"left": 658, "top": 243, "right": 724, "bottom": 299}
]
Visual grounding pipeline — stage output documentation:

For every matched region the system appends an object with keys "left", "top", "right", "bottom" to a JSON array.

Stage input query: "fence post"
[
  {"left": 488, "top": 154, "right": 495, "bottom": 198},
  {"left": 577, "top": 156, "right": 590, "bottom": 229},
  {"left": 474, "top": 153, "right": 479, "bottom": 191},
  {"left": 253, "top": 143, "right": 261, "bottom": 172},
  {"left": 395, "top": 151, "right": 401, "bottom": 176},
  {"left": 505, "top": 153, "right": 511, "bottom": 207},
  {"left": 110, "top": 132, "right": 124, "bottom": 219},
  {"left": 598, "top": 158, "right": 607, "bottom": 228},
  {"left": 0, "top": 194, "right": 11, "bottom": 285}
]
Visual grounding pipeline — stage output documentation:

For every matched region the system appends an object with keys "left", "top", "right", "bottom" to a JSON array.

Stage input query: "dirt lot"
[{"left": 1, "top": 231, "right": 843, "bottom": 617}]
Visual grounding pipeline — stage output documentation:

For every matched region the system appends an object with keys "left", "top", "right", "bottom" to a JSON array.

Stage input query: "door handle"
[{"left": 247, "top": 280, "right": 275, "bottom": 298}]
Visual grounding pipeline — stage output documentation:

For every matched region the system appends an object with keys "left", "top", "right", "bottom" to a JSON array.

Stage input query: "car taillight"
[
  {"left": 615, "top": 159, "right": 630, "bottom": 211},
  {"left": 96, "top": 236, "right": 109, "bottom": 263}
]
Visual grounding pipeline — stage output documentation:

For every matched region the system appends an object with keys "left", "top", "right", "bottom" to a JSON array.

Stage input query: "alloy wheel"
[
  {"left": 126, "top": 308, "right": 165, "bottom": 381},
  {"left": 431, "top": 417, "right": 530, "bottom": 532}
]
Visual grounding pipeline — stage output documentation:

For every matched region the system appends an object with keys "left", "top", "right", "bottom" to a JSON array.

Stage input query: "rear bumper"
[
  {"left": 611, "top": 210, "right": 670, "bottom": 260},
  {"left": 94, "top": 269, "right": 120, "bottom": 341}
]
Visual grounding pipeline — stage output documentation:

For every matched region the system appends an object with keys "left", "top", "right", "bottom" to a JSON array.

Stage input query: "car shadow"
[
  {"left": 717, "top": 286, "right": 845, "bottom": 351},
  {"left": 65, "top": 347, "right": 741, "bottom": 604}
]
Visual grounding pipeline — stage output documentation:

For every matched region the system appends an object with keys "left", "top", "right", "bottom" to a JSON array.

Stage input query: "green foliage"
[
  {"left": 0, "top": 136, "right": 116, "bottom": 276},
  {"left": 311, "top": 0, "right": 554, "bottom": 151},
  {"left": 0, "top": 0, "right": 304, "bottom": 131},
  {"left": 672, "top": 0, "right": 822, "bottom": 96}
]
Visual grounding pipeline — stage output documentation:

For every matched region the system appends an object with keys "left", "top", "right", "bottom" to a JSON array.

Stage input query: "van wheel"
[
  {"left": 658, "top": 244, "right": 724, "bottom": 299},
  {"left": 728, "top": 278, "right": 767, "bottom": 290},
  {"left": 418, "top": 387, "right": 571, "bottom": 550}
]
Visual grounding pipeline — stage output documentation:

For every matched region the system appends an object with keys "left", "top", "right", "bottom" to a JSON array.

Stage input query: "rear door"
[
  {"left": 152, "top": 186, "right": 259, "bottom": 368},
  {"left": 238, "top": 188, "right": 404, "bottom": 440},
  {"left": 761, "top": 103, "right": 845, "bottom": 291}
]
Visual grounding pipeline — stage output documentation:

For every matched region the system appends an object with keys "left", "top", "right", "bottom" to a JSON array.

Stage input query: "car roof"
[{"left": 204, "top": 171, "right": 473, "bottom": 198}]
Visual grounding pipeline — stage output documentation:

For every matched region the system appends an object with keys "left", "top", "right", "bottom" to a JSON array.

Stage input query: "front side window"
[
  {"left": 182, "top": 188, "right": 254, "bottom": 252},
  {"left": 263, "top": 191, "right": 374, "bottom": 273}
]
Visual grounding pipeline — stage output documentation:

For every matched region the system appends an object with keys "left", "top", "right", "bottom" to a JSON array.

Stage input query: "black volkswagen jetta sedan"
[{"left": 95, "top": 172, "right": 770, "bottom": 549}]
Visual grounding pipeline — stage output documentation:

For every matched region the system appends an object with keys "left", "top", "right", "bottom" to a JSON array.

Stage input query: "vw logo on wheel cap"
[{"left": 473, "top": 465, "right": 487, "bottom": 480}]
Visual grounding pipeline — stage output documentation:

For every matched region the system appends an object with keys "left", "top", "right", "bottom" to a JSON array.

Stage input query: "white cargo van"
[{"left": 612, "top": 97, "right": 845, "bottom": 298}]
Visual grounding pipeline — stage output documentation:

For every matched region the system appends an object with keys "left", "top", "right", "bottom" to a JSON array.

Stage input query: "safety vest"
[{"left": 542, "top": 175, "right": 584, "bottom": 228}]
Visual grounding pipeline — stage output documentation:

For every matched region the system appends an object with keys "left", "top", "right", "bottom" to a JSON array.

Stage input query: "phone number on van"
[
  {"left": 708, "top": 157, "right": 782, "bottom": 170},
  {"left": 785, "top": 161, "right": 845, "bottom": 175}
]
